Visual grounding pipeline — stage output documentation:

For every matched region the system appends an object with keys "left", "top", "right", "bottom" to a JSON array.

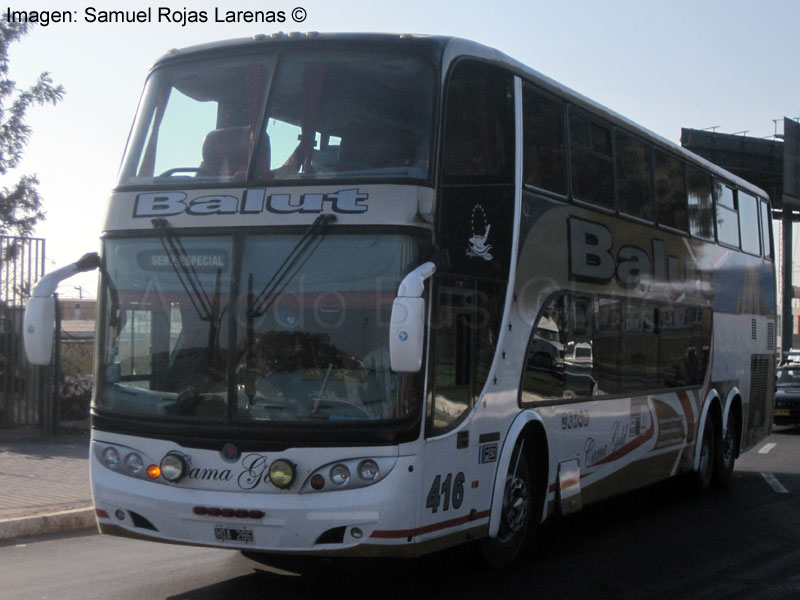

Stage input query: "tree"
[{"left": 0, "top": 19, "right": 64, "bottom": 239}]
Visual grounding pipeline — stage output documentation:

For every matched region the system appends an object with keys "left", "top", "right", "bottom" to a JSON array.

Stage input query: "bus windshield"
[
  {"left": 97, "top": 231, "right": 426, "bottom": 426},
  {"left": 118, "top": 46, "right": 435, "bottom": 186}
]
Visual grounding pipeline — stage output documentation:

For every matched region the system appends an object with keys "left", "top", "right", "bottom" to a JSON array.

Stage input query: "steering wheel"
[{"left": 311, "top": 396, "right": 374, "bottom": 419}]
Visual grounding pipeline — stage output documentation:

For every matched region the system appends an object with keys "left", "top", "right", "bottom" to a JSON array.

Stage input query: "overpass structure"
[{"left": 682, "top": 117, "right": 800, "bottom": 355}]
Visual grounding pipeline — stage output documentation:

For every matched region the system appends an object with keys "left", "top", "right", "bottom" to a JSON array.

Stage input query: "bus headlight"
[
  {"left": 358, "top": 459, "right": 379, "bottom": 481},
  {"left": 102, "top": 447, "right": 120, "bottom": 469},
  {"left": 93, "top": 442, "right": 158, "bottom": 482},
  {"left": 300, "top": 456, "right": 398, "bottom": 493},
  {"left": 330, "top": 464, "right": 350, "bottom": 486},
  {"left": 268, "top": 459, "right": 296, "bottom": 489},
  {"left": 160, "top": 452, "right": 189, "bottom": 482},
  {"left": 124, "top": 452, "right": 144, "bottom": 475}
]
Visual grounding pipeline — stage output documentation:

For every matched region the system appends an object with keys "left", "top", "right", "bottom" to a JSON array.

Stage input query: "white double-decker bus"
[{"left": 25, "top": 33, "right": 775, "bottom": 567}]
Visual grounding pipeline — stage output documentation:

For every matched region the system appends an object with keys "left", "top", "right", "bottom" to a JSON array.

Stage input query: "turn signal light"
[{"left": 147, "top": 465, "right": 161, "bottom": 479}]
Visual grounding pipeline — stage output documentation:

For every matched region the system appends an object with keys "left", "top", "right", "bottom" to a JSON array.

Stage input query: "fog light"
[
  {"left": 124, "top": 453, "right": 144, "bottom": 475},
  {"left": 330, "top": 464, "right": 350, "bottom": 486},
  {"left": 351, "top": 527, "right": 363, "bottom": 539},
  {"left": 102, "top": 447, "right": 120, "bottom": 469},
  {"left": 358, "top": 459, "right": 379, "bottom": 481},
  {"left": 160, "top": 453, "right": 188, "bottom": 482},
  {"left": 268, "top": 459, "right": 296, "bottom": 489}
]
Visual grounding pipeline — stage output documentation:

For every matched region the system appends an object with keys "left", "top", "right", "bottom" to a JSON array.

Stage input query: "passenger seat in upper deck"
[{"left": 197, "top": 126, "right": 251, "bottom": 179}]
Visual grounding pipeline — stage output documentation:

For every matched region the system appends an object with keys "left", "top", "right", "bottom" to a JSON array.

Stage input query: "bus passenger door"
[
  {"left": 417, "top": 61, "right": 517, "bottom": 541},
  {"left": 420, "top": 276, "right": 504, "bottom": 538}
]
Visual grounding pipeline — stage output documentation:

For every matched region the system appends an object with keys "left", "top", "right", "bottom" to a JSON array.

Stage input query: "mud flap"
[{"left": 558, "top": 459, "right": 582, "bottom": 516}]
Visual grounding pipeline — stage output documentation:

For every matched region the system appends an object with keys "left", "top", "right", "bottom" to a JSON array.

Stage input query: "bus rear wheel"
[
  {"left": 714, "top": 415, "right": 739, "bottom": 487},
  {"left": 480, "top": 452, "right": 531, "bottom": 568}
]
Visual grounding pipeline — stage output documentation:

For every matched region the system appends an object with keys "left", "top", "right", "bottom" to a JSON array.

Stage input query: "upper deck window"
[
  {"left": 119, "top": 55, "right": 276, "bottom": 185},
  {"left": 569, "top": 109, "right": 614, "bottom": 210},
  {"left": 522, "top": 83, "right": 567, "bottom": 195},
  {"left": 615, "top": 129, "right": 653, "bottom": 221},
  {"left": 738, "top": 191, "right": 761, "bottom": 256},
  {"left": 654, "top": 149, "right": 687, "bottom": 231},
  {"left": 118, "top": 47, "right": 435, "bottom": 187},
  {"left": 687, "top": 165, "right": 714, "bottom": 240},
  {"left": 442, "top": 60, "right": 514, "bottom": 185},
  {"left": 715, "top": 181, "right": 740, "bottom": 248},
  {"left": 760, "top": 199, "right": 773, "bottom": 259}
]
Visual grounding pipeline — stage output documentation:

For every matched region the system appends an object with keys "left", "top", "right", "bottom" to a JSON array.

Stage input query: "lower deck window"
[{"left": 521, "top": 292, "right": 711, "bottom": 404}]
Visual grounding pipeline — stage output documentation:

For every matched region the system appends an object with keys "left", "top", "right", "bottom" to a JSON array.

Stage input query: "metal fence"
[
  {"left": 0, "top": 236, "right": 50, "bottom": 429},
  {"left": 0, "top": 236, "right": 46, "bottom": 305}
]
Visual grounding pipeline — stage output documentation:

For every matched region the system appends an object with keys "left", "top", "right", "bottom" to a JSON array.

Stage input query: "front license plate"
[
  {"left": 214, "top": 525, "right": 254, "bottom": 544},
  {"left": 774, "top": 409, "right": 790, "bottom": 416}
]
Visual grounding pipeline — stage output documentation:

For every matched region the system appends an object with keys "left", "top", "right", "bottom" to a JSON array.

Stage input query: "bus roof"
[{"left": 152, "top": 33, "right": 767, "bottom": 200}]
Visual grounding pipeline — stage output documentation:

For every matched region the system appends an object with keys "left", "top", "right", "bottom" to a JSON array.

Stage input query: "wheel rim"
[
  {"left": 722, "top": 424, "right": 734, "bottom": 462},
  {"left": 699, "top": 427, "right": 713, "bottom": 482},
  {"left": 501, "top": 474, "right": 529, "bottom": 536}
]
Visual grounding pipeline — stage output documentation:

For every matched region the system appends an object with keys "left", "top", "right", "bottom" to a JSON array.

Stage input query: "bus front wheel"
[{"left": 480, "top": 451, "right": 531, "bottom": 568}]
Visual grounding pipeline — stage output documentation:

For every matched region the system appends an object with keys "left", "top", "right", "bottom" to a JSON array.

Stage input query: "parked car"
[{"left": 774, "top": 364, "right": 800, "bottom": 425}]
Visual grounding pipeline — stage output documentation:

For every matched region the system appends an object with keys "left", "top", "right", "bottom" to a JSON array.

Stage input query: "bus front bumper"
[{"left": 91, "top": 453, "right": 419, "bottom": 556}]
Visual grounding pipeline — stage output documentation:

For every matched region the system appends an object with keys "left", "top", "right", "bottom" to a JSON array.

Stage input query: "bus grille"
[
  {"left": 747, "top": 355, "right": 770, "bottom": 437},
  {"left": 767, "top": 321, "right": 775, "bottom": 351}
]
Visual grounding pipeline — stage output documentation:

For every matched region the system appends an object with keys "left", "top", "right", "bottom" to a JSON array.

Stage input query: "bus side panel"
[{"left": 512, "top": 194, "right": 775, "bottom": 511}]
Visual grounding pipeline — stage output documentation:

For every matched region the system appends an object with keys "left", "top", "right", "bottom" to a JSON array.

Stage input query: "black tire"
[
  {"left": 480, "top": 451, "right": 531, "bottom": 568},
  {"left": 714, "top": 414, "right": 739, "bottom": 487},
  {"left": 694, "top": 415, "right": 716, "bottom": 493}
]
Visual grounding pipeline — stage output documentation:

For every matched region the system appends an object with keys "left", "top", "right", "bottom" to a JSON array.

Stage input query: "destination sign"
[{"left": 137, "top": 249, "right": 229, "bottom": 273}]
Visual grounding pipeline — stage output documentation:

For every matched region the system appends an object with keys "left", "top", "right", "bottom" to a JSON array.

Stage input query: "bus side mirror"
[
  {"left": 23, "top": 296, "right": 56, "bottom": 365},
  {"left": 390, "top": 297, "right": 426, "bottom": 372},
  {"left": 390, "top": 261, "right": 436, "bottom": 373},
  {"left": 23, "top": 252, "right": 100, "bottom": 365}
]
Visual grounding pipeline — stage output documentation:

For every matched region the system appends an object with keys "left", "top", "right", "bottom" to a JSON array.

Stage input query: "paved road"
[{"left": 2, "top": 427, "right": 800, "bottom": 600}]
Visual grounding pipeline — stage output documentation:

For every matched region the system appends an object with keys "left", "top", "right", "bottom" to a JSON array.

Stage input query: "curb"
[{"left": 0, "top": 507, "right": 96, "bottom": 540}]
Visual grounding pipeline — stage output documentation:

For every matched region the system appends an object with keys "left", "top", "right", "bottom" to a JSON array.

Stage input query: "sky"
[{"left": 8, "top": 0, "right": 800, "bottom": 298}]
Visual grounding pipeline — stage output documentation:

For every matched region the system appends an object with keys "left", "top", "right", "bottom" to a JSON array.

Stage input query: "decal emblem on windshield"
[{"left": 466, "top": 204, "right": 493, "bottom": 261}]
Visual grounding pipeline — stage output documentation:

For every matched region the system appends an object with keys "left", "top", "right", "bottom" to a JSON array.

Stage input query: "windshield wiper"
[
  {"left": 151, "top": 218, "right": 226, "bottom": 373},
  {"left": 242, "top": 213, "right": 336, "bottom": 405},
  {"left": 152, "top": 218, "right": 221, "bottom": 321},
  {"left": 249, "top": 213, "right": 336, "bottom": 318}
]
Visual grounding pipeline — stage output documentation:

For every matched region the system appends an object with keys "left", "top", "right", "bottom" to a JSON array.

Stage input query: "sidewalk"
[{"left": 0, "top": 422, "right": 95, "bottom": 540}]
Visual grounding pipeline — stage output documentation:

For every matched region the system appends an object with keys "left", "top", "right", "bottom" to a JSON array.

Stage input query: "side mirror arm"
[
  {"left": 30, "top": 252, "right": 100, "bottom": 298},
  {"left": 23, "top": 253, "right": 100, "bottom": 365}
]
